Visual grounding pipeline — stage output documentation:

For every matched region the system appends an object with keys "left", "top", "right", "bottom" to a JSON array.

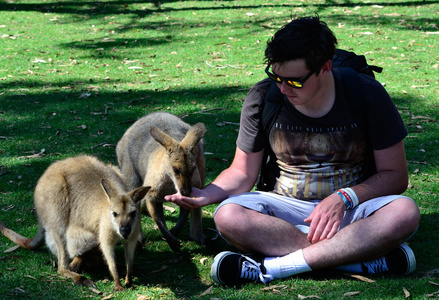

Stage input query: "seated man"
[{"left": 166, "top": 15, "right": 420, "bottom": 286}]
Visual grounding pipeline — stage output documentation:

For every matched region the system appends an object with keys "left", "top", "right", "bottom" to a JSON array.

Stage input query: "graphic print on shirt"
[{"left": 270, "top": 121, "right": 366, "bottom": 200}]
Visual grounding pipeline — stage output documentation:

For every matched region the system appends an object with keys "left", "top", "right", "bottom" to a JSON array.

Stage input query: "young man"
[{"left": 165, "top": 15, "right": 420, "bottom": 285}]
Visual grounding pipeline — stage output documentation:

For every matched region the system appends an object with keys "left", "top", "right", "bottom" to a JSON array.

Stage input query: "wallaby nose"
[
  {"left": 119, "top": 225, "right": 132, "bottom": 239},
  {"left": 180, "top": 184, "right": 192, "bottom": 197}
]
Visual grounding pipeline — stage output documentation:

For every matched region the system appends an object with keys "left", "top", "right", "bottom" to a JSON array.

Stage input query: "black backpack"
[{"left": 256, "top": 49, "right": 383, "bottom": 191}]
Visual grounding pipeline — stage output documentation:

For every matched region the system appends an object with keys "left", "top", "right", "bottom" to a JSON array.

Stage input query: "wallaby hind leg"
[
  {"left": 169, "top": 208, "right": 204, "bottom": 244},
  {"left": 169, "top": 208, "right": 190, "bottom": 237},
  {"left": 69, "top": 256, "right": 83, "bottom": 273},
  {"left": 189, "top": 207, "right": 204, "bottom": 243},
  {"left": 146, "top": 200, "right": 181, "bottom": 252},
  {"left": 52, "top": 232, "right": 95, "bottom": 287}
]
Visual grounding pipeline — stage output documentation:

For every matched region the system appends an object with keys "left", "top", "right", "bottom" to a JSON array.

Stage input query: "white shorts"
[{"left": 214, "top": 191, "right": 416, "bottom": 231}]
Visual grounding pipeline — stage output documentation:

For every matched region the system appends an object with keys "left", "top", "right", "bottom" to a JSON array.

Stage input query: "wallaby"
[
  {"left": 116, "top": 112, "right": 206, "bottom": 252},
  {"left": 0, "top": 155, "right": 150, "bottom": 291}
]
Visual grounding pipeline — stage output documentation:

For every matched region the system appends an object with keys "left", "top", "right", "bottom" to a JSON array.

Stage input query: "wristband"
[
  {"left": 336, "top": 188, "right": 359, "bottom": 211},
  {"left": 343, "top": 187, "right": 359, "bottom": 209}
]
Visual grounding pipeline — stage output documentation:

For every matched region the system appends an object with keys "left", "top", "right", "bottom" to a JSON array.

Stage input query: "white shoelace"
[
  {"left": 240, "top": 256, "right": 274, "bottom": 284},
  {"left": 363, "top": 257, "right": 389, "bottom": 274}
]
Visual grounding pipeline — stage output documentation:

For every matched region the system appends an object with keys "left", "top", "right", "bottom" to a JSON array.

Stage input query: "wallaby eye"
[
  {"left": 173, "top": 166, "right": 181, "bottom": 176},
  {"left": 112, "top": 211, "right": 118, "bottom": 218}
]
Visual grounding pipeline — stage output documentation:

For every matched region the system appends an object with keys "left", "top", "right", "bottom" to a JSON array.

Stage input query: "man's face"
[{"left": 271, "top": 59, "right": 321, "bottom": 107}]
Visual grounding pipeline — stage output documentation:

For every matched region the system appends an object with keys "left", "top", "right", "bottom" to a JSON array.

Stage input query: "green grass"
[{"left": 1, "top": 0, "right": 438, "bottom": 299}]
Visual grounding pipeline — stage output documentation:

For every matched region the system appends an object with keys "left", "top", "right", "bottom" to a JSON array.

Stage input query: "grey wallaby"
[
  {"left": 116, "top": 112, "right": 206, "bottom": 252},
  {"left": 0, "top": 155, "right": 150, "bottom": 291}
]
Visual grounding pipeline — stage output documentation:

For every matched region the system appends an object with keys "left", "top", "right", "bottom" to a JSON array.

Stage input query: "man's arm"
[
  {"left": 165, "top": 147, "right": 264, "bottom": 209},
  {"left": 351, "top": 140, "right": 409, "bottom": 201},
  {"left": 305, "top": 140, "right": 409, "bottom": 243}
]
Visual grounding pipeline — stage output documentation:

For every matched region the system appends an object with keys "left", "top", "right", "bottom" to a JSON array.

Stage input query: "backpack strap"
[{"left": 256, "top": 81, "right": 283, "bottom": 191}]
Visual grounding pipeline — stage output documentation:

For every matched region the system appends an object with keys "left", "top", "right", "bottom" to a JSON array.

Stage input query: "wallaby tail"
[{"left": 0, "top": 221, "right": 45, "bottom": 250}]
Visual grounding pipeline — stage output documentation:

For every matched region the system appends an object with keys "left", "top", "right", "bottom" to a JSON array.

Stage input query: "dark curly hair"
[{"left": 265, "top": 15, "right": 337, "bottom": 75}]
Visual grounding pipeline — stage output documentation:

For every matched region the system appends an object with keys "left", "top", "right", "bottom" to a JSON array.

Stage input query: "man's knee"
[
  {"left": 214, "top": 203, "right": 240, "bottom": 232},
  {"left": 387, "top": 197, "right": 420, "bottom": 236}
]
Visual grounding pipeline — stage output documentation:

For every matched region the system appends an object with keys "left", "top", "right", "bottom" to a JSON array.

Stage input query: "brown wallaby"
[
  {"left": 0, "top": 155, "right": 150, "bottom": 291},
  {"left": 116, "top": 112, "right": 206, "bottom": 252}
]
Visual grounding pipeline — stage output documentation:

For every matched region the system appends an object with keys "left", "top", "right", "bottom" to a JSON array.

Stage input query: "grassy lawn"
[{"left": 0, "top": 0, "right": 438, "bottom": 299}]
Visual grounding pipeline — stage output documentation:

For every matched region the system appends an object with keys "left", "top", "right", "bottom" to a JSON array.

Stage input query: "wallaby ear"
[
  {"left": 149, "top": 127, "right": 178, "bottom": 152},
  {"left": 101, "top": 178, "right": 114, "bottom": 203},
  {"left": 130, "top": 186, "right": 151, "bottom": 203},
  {"left": 180, "top": 123, "right": 206, "bottom": 151}
]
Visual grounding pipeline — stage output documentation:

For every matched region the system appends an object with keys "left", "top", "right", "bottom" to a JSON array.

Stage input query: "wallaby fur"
[
  {"left": 116, "top": 112, "right": 206, "bottom": 252},
  {"left": 0, "top": 155, "right": 150, "bottom": 291}
]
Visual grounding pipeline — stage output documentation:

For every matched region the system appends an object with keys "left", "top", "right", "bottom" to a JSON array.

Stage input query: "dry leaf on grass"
[
  {"left": 298, "top": 294, "right": 321, "bottom": 299},
  {"left": 88, "top": 286, "right": 102, "bottom": 294},
  {"left": 261, "top": 284, "right": 288, "bottom": 291},
  {"left": 403, "top": 287, "right": 410, "bottom": 298},
  {"left": 343, "top": 291, "right": 361, "bottom": 297},
  {"left": 423, "top": 269, "right": 439, "bottom": 277},
  {"left": 427, "top": 290, "right": 439, "bottom": 297},
  {"left": 4, "top": 245, "right": 20, "bottom": 253},
  {"left": 199, "top": 285, "right": 213, "bottom": 296},
  {"left": 199, "top": 257, "right": 209, "bottom": 265},
  {"left": 163, "top": 205, "right": 176, "bottom": 213},
  {"left": 149, "top": 265, "right": 167, "bottom": 274},
  {"left": 345, "top": 273, "right": 375, "bottom": 283}
]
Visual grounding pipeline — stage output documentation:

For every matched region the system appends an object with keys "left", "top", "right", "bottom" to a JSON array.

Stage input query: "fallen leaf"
[
  {"left": 163, "top": 205, "right": 176, "bottom": 213},
  {"left": 78, "top": 92, "right": 91, "bottom": 99},
  {"left": 199, "top": 285, "right": 213, "bottom": 296},
  {"left": 4, "top": 245, "right": 20, "bottom": 253},
  {"left": 261, "top": 284, "right": 287, "bottom": 291},
  {"left": 343, "top": 291, "right": 361, "bottom": 296},
  {"left": 426, "top": 290, "right": 439, "bottom": 297},
  {"left": 346, "top": 273, "right": 375, "bottom": 283},
  {"left": 199, "top": 257, "right": 209, "bottom": 265},
  {"left": 102, "top": 294, "right": 113, "bottom": 300},
  {"left": 423, "top": 269, "right": 439, "bottom": 277},
  {"left": 403, "top": 287, "right": 410, "bottom": 298},
  {"left": 1, "top": 204, "right": 15, "bottom": 211},
  {"left": 298, "top": 294, "right": 321, "bottom": 299},
  {"left": 88, "top": 286, "right": 102, "bottom": 294},
  {"left": 13, "top": 287, "right": 26, "bottom": 294},
  {"left": 149, "top": 265, "right": 167, "bottom": 274}
]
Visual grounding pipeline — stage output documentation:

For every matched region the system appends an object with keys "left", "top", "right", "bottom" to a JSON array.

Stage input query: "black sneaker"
[
  {"left": 211, "top": 251, "right": 274, "bottom": 286},
  {"left": 361, "top": 243, "right": 416, "bottom": 275}
]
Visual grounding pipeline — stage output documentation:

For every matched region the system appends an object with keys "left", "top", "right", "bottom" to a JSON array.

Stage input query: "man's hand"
[
  {"left": 304, "top": 193, "right": 345, "bottom": 243},
  {"left": 164, "top": 188, "right": 209, "bottom": 210}
]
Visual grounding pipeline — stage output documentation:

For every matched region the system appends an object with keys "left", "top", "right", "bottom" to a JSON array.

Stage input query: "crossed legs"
[{"left": 214, "top": 196, "right": 420, "bottom": 271}]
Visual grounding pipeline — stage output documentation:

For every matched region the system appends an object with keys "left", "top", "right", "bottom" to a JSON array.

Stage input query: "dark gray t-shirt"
[{"left": 237, "top": 69, "right": 407, "bottom": 200}]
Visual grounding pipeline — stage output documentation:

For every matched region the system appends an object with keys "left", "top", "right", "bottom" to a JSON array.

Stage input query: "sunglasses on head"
[{"left": 265, "top": 65, "right": 315, "bottom": 89}]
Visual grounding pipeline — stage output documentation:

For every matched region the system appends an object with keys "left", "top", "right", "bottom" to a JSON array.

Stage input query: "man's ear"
[{"left": 321, "top": 60, "right": 332, "bottom": 74}]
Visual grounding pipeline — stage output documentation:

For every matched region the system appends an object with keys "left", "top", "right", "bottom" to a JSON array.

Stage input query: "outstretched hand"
[
  {"left": 304, "top": 193, "right": 345, "bottom": 243},
  {"left": 164, "top": 187, "right": 209, "bottom": 210}
]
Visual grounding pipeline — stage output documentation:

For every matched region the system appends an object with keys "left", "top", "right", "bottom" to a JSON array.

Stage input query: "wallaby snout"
[
  {"left": 116, "top": 112, "right": 206, "bottom": 252},
  {"left": 119, "top": 225, "right": 132, "bottom": 240}
]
